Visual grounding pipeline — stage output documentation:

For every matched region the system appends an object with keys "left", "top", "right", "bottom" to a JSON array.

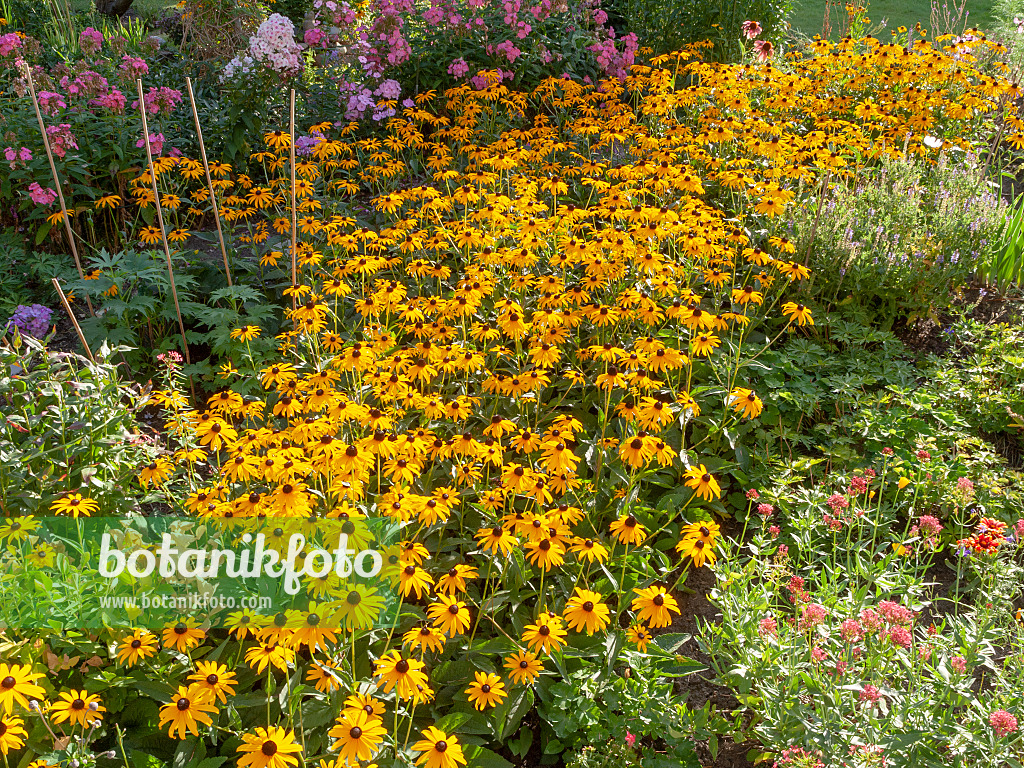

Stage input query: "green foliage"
[
  {"left": 538, "top": 648, "right": 716, "bottom": 765},
  {"left": 609, "top": 0, "right": 793, "bottom": 60},
  {"left": 980, "top": 191, "right": 1024, "bottom": 290},
  {"left": 794, "top": 155, "right": 1005, "bottom": 326},
  {"left": 704, "top": 451, "right": 1024, "bottom": 767},
  {"left": 0, "top": 332, "right": 152, "bottom": 515},
  {"left": 65, "top": 247, "right": 284, "bottom": 385},
  {"left": 922, "top": 317, "right": 1024, "bottom": 437}
]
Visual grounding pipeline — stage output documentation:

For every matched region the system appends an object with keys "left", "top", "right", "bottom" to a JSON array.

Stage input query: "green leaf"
[{"left": 463, "top": 745, "right": 514, "bottom": 768}]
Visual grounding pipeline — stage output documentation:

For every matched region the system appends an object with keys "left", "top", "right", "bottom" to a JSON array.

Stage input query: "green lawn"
[{"left": 789, "top": 0, "right": 998, "bottom": 38}]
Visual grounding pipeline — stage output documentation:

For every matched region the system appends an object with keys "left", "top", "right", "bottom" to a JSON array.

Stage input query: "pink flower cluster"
[
  {"left": 119, "top": 55, "right": 149, "bottom": 79},
  {"left": 44, "top": 124, "right": 78, "bottom": 159},
  {"left": 0, "top": 32, "right": 23, "bottom": 58},
  {"left": 37, "top": 91, "right": 67, "bottom": 116},
  {"left": 798, "top": 603, "right": 827, "bottom": 632},
  {"left": 136, "top": 132, "right": 165, "bottom": 156},
  {"left": 133, "top": 86, "right": 183, "bottom": 116},
  {"left": 92, "top": 89, "right": 127, "bottom": 113},
  {"left": 60, "top": 70, "right": 109, "bottom": 99},
  {"left": 225, "top": 13, "right": 305, "bottom": 79},
  {"left": 28, "top": 182, "right": 57, "bottom": 206},
  {"left": 4, "top": 146, "right": 32, "bottom": 169},
  {"left": 448, "top": 57, "right": 470, "bottom": 78},
  {"left": 909, "top": 514, "right": 943, "bottom": 550},
  {"left": 990, "top": 709, "right": 1018, "bottom": 738},
  {"left": 304, "top": 27, "right": 328, "bottom": 48},
  {"left": 588, "top": 31, "right": 637, "bottom": 80},
  {"left": 758, "top": 617, "right": 778, "bottom": 637},
  {"left": 773, "top": 747, "right": 823, "bottom": 768},
  {"left": 79, "top": 27, "right": 104, "bottom": 55}
]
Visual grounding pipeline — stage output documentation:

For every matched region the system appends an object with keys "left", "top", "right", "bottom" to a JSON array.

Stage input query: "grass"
[{"left": 789, "top": 0, "right": 997, "bottom": 38}]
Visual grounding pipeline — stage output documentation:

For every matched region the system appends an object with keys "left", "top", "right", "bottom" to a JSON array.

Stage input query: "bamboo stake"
[
  {"left": 289, "top": 89, "right": 298, "bottom": 312},
  {"left": 23, "top": 64, "right": 95, "bottom": 318},
  {"left": 51, "top": 278, "right": 95, "bottom": 363},
  {"left": 184, "top": 76, "right": 232, "bottom": 287},
  {"left": 135, "top": 79, "right": 192, "bottom": 367}
]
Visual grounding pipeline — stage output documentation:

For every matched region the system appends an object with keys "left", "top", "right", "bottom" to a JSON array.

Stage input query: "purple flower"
[{"left": 6, "top": 304, "right": 54, "bottom": 338}]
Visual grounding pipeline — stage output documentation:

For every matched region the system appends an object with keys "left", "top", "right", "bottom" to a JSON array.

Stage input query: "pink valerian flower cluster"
[
  {"left": 886, "top": 626, "right": 912, "bottom": 648},
  {"left": 758, "top": 503, "right": 774, "bottom": 517},
  {"left": 28, "top": 182, "right": 57, "bottom": 206},
  {"left": 79, "top": 27, "right": 104, "bottom": 55},
  {"left": 746, "top": 488, "right": 760, "bottom": 500},
  {"left": 37, "top": 91, "right": 67, "bottom": 116},
  {"left": 798, "top": 603, "right": 828, "bottom": 632},
  {"left": 910, "top": 514, "right": 943, "bottom": 550},
  {"left": 859, "top": 684, "right": 881, "bottom": 705},
  {"left": 878, "top": 600, "right": 915, "bottom": 627},
  {"left": 990, "top": 709, "right": 1019, "bottom": 738},
  {"left": 758, "top": 617, "right": 778, "bottom": 638},
  {"left": 839, "top": 618, "right": 864, "bottom": 643},
  {"left": 4, "top": 146, "right": 32, "bottom": 169},
  {"left": 847, "top": 745, "right": 886, "bottom": 765},
  {"left": 827, "top": 492, "right": 849, "bottom": 512},
  {"left": 848, "top": 475, "right": 869, "bottom": 495},
  {"left": 786, "top": 575, "right": 806, "bottom": 603},
  {"left": 916, "top": 449, "right": 932, "bottom": 461},
  {"left": 44, "top": 124, "right": 78, "bottom": 159},
  {"left": 953, "top": 476, "right": 975, "bottom": 505},
  {"left": 132, "top": 86, "right": 183, "bottom": 116},
  {"left": 823, "top": 490, "right": 858, "bottom": 531},
  {"left": 773, "top": 747, "right": 824, "bottom": 768},
  {"left": 860, "top": 608, "right": 884, "bottom": 635},
  {"left": 224, "top": 13, "right": 305, "bottom": 79},
  {"left": 950, "top": 655, "right": 967, "bottom": 674}
]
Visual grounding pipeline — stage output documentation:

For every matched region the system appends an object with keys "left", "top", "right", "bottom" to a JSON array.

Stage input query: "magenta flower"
[
  {"left": 741, "top": 20, "right": 762, "bottom": 39},
  {"left": 990, "top": 709, "right": 1019, "bottom": 738},
  {"left": 28, "top": 182, "right": 57, "bottom": 206},
  {"left": 753, "top": 39, "right": 773, "bottom": 62},
  {"left": 80, "top": 26, "right": 104, "bottom": 54}
]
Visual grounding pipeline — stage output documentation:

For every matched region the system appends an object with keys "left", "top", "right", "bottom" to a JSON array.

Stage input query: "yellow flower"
[
  {"left": 782, "top": 301, "right": 814, "bottom": 326},
  {"left": 237, "top": 727, "right": 302, "bottom": 768},
  {"left": 412, "top": 727, "right": 467, "bottom": 768},
  {"left": 562, "top": 588, "right": 610, "bottom": 635},
  {"left": 49, "top": 493, "right": 98, "bottom": 517},
  {"left": 48, "top": 690, "right": 105, "bottom": 728},
  {"left": 464, "top": 671, "right": 507, "bottom": 710}
]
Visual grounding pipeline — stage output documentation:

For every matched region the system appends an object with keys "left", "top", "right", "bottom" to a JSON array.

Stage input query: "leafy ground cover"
[{"left": 0, "top": 1, "right": 1023, "bottom": 767}]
